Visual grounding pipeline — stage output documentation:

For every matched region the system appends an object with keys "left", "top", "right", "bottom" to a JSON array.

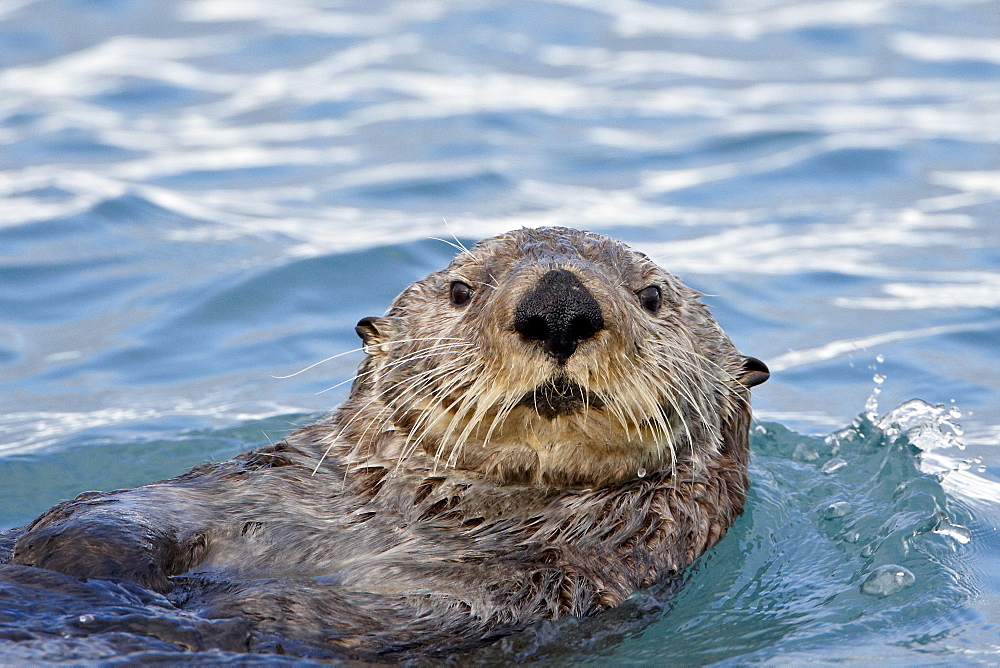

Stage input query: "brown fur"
[{"left": 5, "top": 227, "right": 767, "bottom": 661}]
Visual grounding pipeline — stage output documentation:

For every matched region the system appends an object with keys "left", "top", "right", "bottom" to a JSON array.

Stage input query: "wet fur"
[{"left": 2, "top": 227, "right": 766, "bottom": 661}]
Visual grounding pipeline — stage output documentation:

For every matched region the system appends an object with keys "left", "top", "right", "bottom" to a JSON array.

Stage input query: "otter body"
[{"left": 3, "top": 227, "right": 768, "bottom": 660}]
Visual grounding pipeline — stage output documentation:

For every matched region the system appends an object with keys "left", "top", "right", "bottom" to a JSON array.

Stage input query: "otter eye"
[
  {"left": 450, "top": 281, "right": 473, "bottom": 307},
  {"left": 638, "top": 285, "right": 661, "bottom": 313}
]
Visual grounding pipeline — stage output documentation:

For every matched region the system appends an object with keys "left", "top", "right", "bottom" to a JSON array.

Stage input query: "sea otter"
[{"left": 3, "top": 227, "right": 768, "bottom": 660}]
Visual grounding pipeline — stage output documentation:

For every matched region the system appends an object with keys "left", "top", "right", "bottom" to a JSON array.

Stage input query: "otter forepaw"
[{"left": 11, "top": 521, "right": 176, "bottom": 593}]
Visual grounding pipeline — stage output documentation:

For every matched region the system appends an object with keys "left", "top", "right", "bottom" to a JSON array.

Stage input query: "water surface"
[{"left": 1, "top": 0, "right": 999, "bottom": 664}]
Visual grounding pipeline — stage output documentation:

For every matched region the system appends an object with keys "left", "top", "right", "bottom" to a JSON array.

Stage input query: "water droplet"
[
  {"left": 861, "top": 564, "right": 915, "bottom": 597},
  {"left": 978, "top": 465, "right": 987, "bottom": 473},
  {"left": 872, "top": 373, "right": 886, "bottom": 385},
  {"left": 824, "top": 501, "right": 851, "bottom": 519},
  {"left": 933, "top": 517, "right": 972, "bottom": 544},
  {"left": 864, "top": 383, "right": 882, "bottom": 419},
  {"left": 958, "top": 459, "right": 972, "bottom": 471},
  {"left": 843, "top": 531, "right": 860, "bottom": 544},
  {"left": 821, "top": 457, "right": 848, "bottom": 474},
  {"left": 875, "top": 354, "right": 885, "bottom": 364},
  {"left": 78, "top": 614, "right": 95, "bottom": 624},
  {"left": 636, "top": 468, "right": 646, "bottom": 478}
]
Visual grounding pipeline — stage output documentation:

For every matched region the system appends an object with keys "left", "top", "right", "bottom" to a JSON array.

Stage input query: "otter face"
[{"left": 348, "top": 227, "right": 767, "bottom": 488}]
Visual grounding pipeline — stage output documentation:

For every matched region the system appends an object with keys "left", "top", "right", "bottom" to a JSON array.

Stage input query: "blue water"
[{"left": 1, "top": 0, "right": 999, "bottom": 663}]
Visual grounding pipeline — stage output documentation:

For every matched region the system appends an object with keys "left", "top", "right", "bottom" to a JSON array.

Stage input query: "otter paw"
[{"left": 11, "top": 521, "right": 175, "bottom": 592}]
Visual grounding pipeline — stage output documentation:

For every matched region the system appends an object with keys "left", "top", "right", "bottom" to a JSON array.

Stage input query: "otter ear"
[
  {"left": 357, "top": 316, "right": 398, "bottom": 357},
  {"left": 739, "top": 356, "right": 770, "bottom": 388},
  {"left": 356, "top": 316, "right": 387, "bottom": 347}
]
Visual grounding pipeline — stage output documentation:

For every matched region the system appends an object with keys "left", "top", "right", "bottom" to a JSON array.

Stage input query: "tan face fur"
[{"left": 343, "top": 227, "right": 767, "bottom": 488}]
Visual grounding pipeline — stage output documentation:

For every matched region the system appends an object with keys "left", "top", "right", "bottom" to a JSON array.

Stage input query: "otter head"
[{"left": 344, "top": 227, "right": 768, "bottom": 488}]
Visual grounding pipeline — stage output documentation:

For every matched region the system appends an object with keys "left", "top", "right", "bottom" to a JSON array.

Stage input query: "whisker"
[
  {"left": 441, "top": 217, "right": 475, "bottom": 258},
  {"left": 274, "top": 347, "right": 365, "bottom": 379},
  {"left": 278, "top": 337, "right": 470, "bottom": 381},
  {"left": 314, "top": 342, "right": 473, "bottom": 395}
]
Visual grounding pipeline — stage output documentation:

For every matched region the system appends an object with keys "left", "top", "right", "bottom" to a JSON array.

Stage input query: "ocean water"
[{"left": 1, "top": 0, "right": 999, "bottom": 664}]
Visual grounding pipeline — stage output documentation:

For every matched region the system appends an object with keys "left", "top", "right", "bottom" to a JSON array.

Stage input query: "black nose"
[{"left": 513, "top": 269, "right": 604, "bottom": 363}]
